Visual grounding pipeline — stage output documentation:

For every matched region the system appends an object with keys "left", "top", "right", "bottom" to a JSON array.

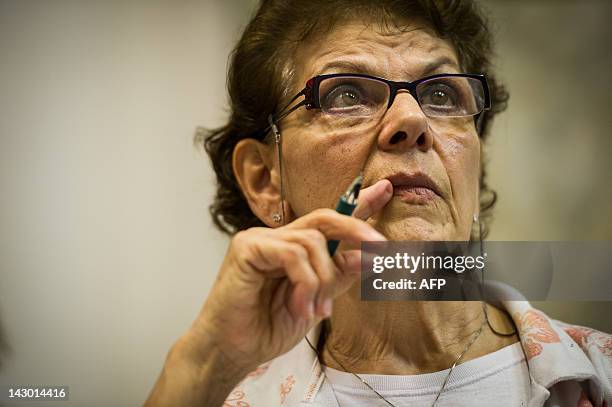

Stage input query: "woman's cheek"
[
  {"left": 284, "top": 133, "right": 364, "bottom": 216},
  {"left": 441, "top": 131, "right": 481, "bottom": 235}
]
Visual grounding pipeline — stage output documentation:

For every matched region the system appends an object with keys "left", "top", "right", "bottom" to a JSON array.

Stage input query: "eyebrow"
[
  {"left": 420, "top": 56, "right": 461, "bottom": 76},
  {"left": 317, "top": 59, "right": 378, "bottom": 76},
  {"left": 316, "top": 56, "right": 460, "bottom": 79}
]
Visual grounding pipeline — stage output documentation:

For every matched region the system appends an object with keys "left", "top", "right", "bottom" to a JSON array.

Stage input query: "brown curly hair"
[{"left": 197, "top": 0, "right": 508, "bottom": 237}]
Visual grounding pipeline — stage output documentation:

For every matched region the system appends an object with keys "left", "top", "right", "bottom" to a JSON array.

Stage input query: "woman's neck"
[{"left": 320, "top": 286, "right": 519, "bottom": 375}]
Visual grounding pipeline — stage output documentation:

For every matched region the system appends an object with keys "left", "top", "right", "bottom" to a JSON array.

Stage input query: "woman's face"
[{"left": 279, "top": 20, "right": 481, "bottom": 241}]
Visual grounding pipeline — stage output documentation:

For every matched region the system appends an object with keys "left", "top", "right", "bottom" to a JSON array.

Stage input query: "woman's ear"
[{"left": 232, "top": 138, "right": 283, "bottom": 227}]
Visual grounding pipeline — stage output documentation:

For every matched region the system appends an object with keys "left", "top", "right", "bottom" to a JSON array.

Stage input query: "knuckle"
[
  {"left": 313, "top": 207, "right": 337, "bottom": 220},
  {"left": 233, "top": 228, "right": 259, "bottom": 246},
  {"left": 282, "top": 244, "right": 319, "bottom": 289},
  {"left": 230, "top": 230, "right": 258, "bottom": 264},
  {"left": 310, "top": 208, "right": 340, "bottom": 228},
  {"left": 304, "top": 229, "right": 326, "bottom": 245},
  {"left": 318, "top": 270, "right": 334, "bottom": 286},
  {"left": 284, "top": 243, "right": 308, "bottom": 263},
  {"left": 231, "top": 230, "right": 250, "bottom": 247},
  {"left": 231, "top": 227, "right": 269, "bottom": 252},
  {"left": 303, "top": 274, "right": 320, "bottom": 291}
]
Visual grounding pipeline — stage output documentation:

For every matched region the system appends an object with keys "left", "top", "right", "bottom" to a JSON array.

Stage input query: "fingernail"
[
  {"left": 323, "top": 298, "right": 333, "bottom": 317},
  {"left": 385, "top": 182, "right": 393, "bottom": 194}
]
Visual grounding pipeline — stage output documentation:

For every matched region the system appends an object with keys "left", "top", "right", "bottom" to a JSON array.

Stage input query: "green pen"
[{"left": 327, "top": 174, "right": 363, "bottom": 256}]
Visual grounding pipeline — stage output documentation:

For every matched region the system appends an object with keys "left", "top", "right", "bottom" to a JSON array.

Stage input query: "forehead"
[{"left": 294, "top": 20, "right": 461, "bottom": 85}]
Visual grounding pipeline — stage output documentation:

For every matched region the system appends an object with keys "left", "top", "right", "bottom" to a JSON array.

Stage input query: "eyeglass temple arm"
[{"left": 263, "top": 88, "right": 308, "bottom": 135}]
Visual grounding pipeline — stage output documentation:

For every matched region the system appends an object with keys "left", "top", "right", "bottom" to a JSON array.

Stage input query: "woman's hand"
[{"left": 145, "top": 179, "right": 392, "bottom": 407}]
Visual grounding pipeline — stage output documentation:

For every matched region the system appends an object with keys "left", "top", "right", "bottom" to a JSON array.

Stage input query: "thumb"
[
  {"left": 352, "top": 179, "right": 393, "bottom": 220},
  {"left": 333, "top": 178, "right": 391, "bottom": 253}
]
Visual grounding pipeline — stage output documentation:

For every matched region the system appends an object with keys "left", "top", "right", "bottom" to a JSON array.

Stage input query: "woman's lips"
[
  {"left": 385, "top": 172, "right": 443, "bottom": 204},
  {"left": 393, "top": 185, "right": 438, "bottom": 204}
]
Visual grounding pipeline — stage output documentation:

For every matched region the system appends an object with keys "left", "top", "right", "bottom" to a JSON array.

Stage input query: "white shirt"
[{"left": 314, "top": 341, "right": 531, "bottom": 406}]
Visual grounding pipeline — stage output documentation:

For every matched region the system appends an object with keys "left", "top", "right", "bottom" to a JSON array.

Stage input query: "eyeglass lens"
[{"left": 318, "top": 75, "right": 485, "bottom": 118}]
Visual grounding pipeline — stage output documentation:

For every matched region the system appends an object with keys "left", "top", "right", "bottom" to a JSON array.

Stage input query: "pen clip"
[{"left": 343, "top": 174, "right": 363, "bottom": 205}]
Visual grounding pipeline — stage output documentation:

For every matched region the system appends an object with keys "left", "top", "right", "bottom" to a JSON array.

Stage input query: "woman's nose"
[{"left": 377, "top": 92, "right": 433, "bottom": 152}]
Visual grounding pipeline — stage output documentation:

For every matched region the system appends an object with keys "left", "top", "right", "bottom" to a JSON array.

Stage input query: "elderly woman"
[{"left": 145, "top": 0, "right": 611, "bottom": 406}]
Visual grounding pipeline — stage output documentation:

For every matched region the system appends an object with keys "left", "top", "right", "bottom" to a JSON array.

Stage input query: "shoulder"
[
  {"left": 554, "top": 319, "right": 612, "bottom": 371},
  {"left": 508, "top": 304, "right": 611, "bottom": 364},
  {"left": 555, "top": 320, "right": 612, "bottom": 356},
  {"left": 506, "top": 303, "right": 612, "bottom": 403},
  {"left": 554, "top": 319, "right": 612, "bottom": 404}
]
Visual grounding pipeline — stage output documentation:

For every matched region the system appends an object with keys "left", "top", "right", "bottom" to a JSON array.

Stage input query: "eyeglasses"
[{"left": 263, "top": 72, "right": 491, "bottom": 136}]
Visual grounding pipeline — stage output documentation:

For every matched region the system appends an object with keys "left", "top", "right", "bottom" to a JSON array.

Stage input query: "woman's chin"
[
  {"left": 372, "top": 204, "right": 456, "bottom": 241},
  {"left": 374, "top": 217, "right": 453, "bottom": 241}
]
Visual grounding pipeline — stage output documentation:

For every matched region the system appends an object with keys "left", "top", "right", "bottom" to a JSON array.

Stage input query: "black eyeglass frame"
[{"left": 261, "top": 72, "right": 491, "bottom": 138}]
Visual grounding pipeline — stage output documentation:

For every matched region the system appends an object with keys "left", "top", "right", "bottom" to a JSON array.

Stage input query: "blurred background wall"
[{"left": 0, "top": 0, "right": 610, "bottom": 406}]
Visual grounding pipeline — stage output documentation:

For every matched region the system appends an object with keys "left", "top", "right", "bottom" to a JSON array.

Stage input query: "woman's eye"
[
  {"left": 430, "top": 89, "right": 450, "bottom": 106},
  {"left": 422, "top": 84, "right": 458, "bottom": 108},
  {"left": 339, "top": 90, "right": 359, "bottom": 106},
  {"left": 325, "top": 86, "right": 363, "bottom": 108}
]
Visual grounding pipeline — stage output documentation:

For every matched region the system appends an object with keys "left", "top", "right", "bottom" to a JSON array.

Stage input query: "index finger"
[{"left": 285, "top": 208, "right": 386, "bottom": 244}]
